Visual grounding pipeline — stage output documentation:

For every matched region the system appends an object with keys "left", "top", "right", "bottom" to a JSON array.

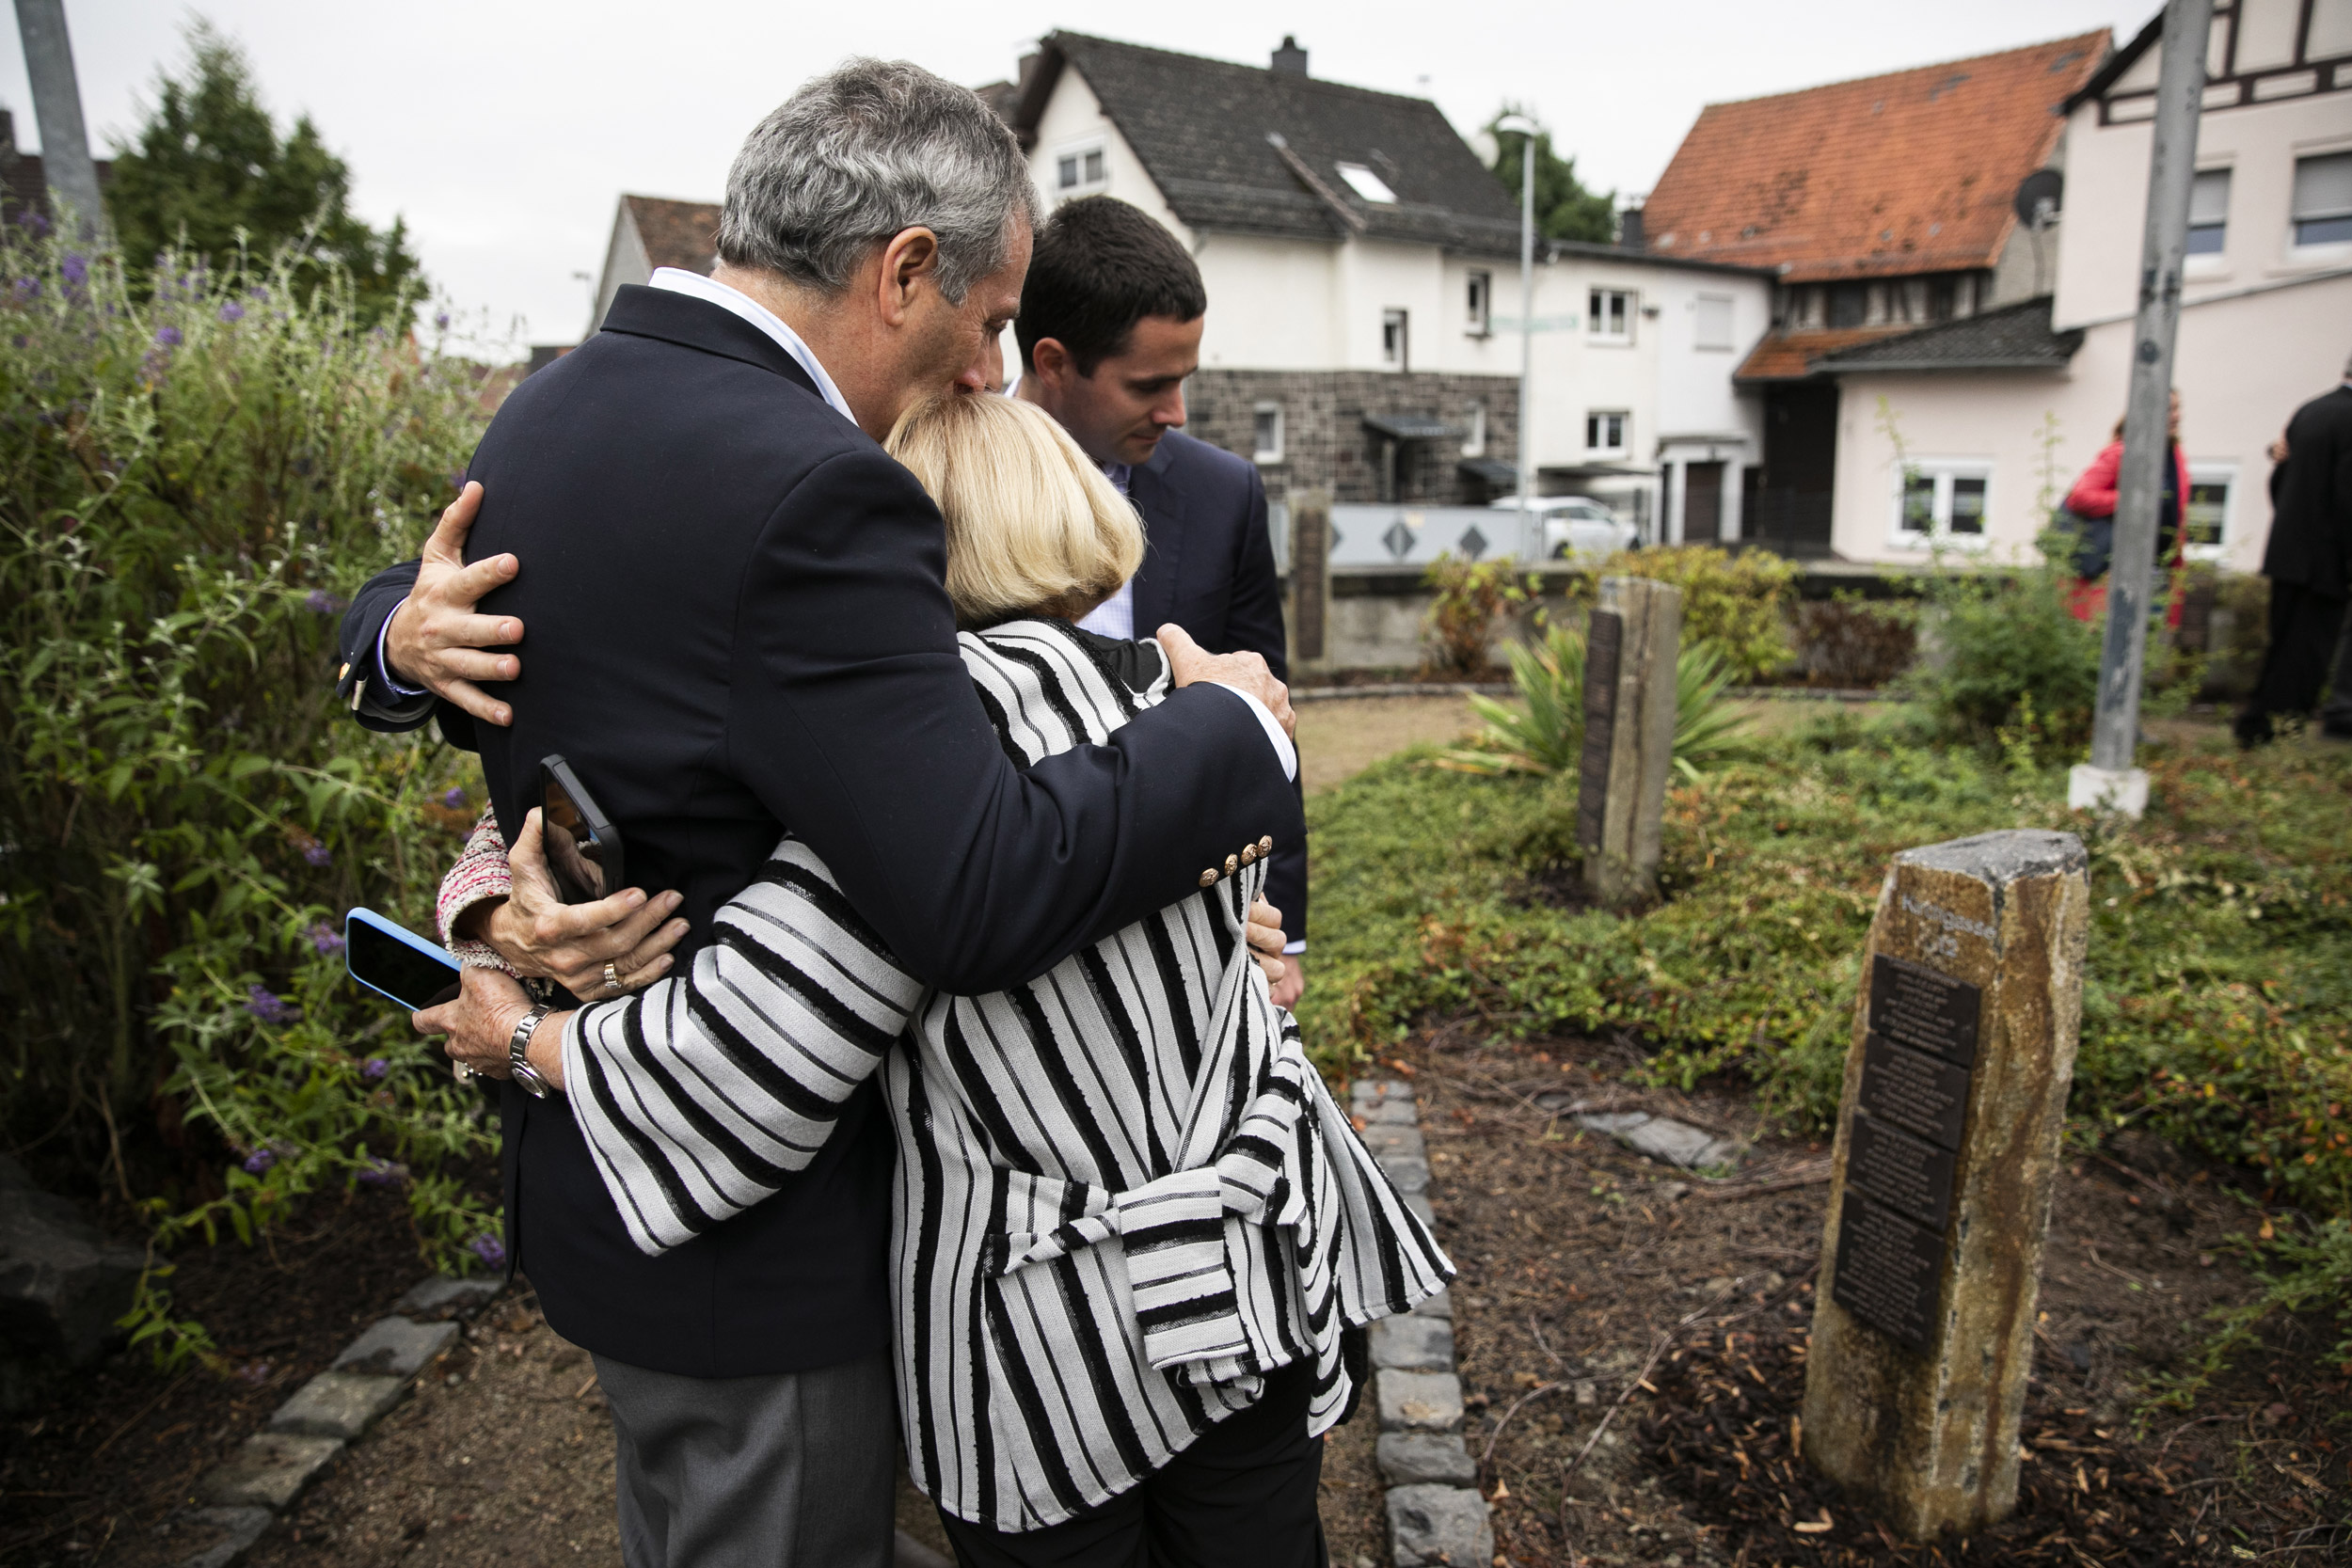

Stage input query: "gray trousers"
[{"left": 593, "top": 1350, "right": 896, "bottom": 1568}]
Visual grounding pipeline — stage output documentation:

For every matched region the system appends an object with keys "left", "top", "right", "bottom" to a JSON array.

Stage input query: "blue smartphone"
[{"left": 345, "top": 908, "right": 462, "bottom": 1012}]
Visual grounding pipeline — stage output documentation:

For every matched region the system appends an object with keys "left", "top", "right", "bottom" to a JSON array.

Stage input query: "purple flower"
[
  {"left": 17, "top": 210, "right": 49, "bottom": 235},
  {"left": 218, "top": 300, "right": 245, "bottom": 323},
  {"left": 13, "top": 277, "right": 38, "bottom": 301},
  {"left": 235, "top": 1360, "right": 272, "bottom": 1385},
  {"left": 470, "top": 1232, "right": 507, "bottom": 1270},
  {"left": 303, "top": 842, "right": 332, "bottom": 867},
  {"left": 440, "top": 785, "right": 468, "bottom": 809},
  {"left": 242, "top": 1147, "right": 278, "bottom": 1174},
  {"left": 306, "top": 921, "right": 345, "bottom": 955},
  {"left": 358, "top": 1159, "right": 408, "bottom": 1187},
  {"left": 153, "top": 325, "right": 183, "bottom": 348},
  {"left": 60, "top": 253, "right": 86, "bottom": 287},
  {"left": 434, "top": 311, "right": 451, "bottom": 330},
  {"left": 244, "top": 984, "right": 294, "bottom": 1023},
  {"left": 303, "top": 588, "right": 344, "bottom": 614},
  {"left": 361, "top": 1056, "right": 389, "bottom": 1080}
]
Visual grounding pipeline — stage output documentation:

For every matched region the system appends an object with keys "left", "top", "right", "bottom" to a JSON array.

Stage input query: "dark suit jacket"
[
  {"left": 1127, "top": 428, "right": 1306, "bottom": 942},
  {"left": 2262, "top": 384, "right": 2352, "bottom": 594},
  {"left": 332, "top": 287, "right": 1301, "bottom": 1378}
]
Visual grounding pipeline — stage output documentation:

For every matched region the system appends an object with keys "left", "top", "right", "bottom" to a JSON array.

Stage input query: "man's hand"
[
  {"left": 413, "top": 965, "right": 569, "bottom": 1089},
  {"left": 1247, "top": 895, "right": 1288, "bottom": 990},
  {"left": 464, "top": 809, "right": 687, "bottom": 998},
  {"left": 1268, "top": 953, "right": 1305, "bottom": 1012},
  {"left": 1157, "top": 624, "right": 1295, "bottom": 739},
  {"left": 384, "top": 483, "right": 526, "bottom": 726}
]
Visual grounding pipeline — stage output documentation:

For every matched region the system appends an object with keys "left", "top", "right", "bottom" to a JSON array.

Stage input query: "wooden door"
[{"left": 1685, "top": 461, "right": 1724, "bottom": 544}]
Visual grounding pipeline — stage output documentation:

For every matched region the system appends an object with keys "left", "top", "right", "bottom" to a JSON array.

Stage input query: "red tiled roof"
[
  {"left": 1734, "top": 326, "right": 1912, "bottom": 383},
  {"left": 626, "top": 195, "right": 721, "bottom": 275},
  {"left": 1644, "top": 32, "right": 2108, "bottom": 283}
]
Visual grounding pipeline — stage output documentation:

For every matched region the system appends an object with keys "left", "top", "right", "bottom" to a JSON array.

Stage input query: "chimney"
[
  {"left": 1271, "top": 36, "right": 1308, "bottom": 76},
  {"left": 1618, "top": 205, "right": 1646, "bottom": 251}
]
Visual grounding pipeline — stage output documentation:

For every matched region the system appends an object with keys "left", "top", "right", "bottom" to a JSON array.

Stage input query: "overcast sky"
[{"left": 6, "top": 0, "right": 2154, "bottom": 360}]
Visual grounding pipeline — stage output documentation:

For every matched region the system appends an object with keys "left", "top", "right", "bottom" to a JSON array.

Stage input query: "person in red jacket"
[{"left": 2060, "top": 391, "right": 2193, "bottom": 621}]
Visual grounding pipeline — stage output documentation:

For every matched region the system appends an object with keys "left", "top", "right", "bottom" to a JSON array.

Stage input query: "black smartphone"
[
  {"left": 539, "top": 754, "right": 624, "bottom": 906},
  {"left": 345, "top": 908, "right": 463, "bottom": 1012}
]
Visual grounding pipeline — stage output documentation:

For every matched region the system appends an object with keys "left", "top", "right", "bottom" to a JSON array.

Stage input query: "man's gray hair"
[{"left": 720, "top": 59, "right": 1039, "bottom": 303}]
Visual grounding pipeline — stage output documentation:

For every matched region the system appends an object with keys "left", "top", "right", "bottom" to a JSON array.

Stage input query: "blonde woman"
[{"left": 426, "top": 393, "right": 1450, "bottom": 1566}]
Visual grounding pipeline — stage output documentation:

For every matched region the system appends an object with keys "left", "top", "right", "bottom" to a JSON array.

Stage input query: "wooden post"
[
  {"left": 1802, "top": 830, "right": 2090, "bottom": 1538},
  {"left": 1577, "top": 577, "right": 1680, "bottom": 906},
  {"left": 1290, "top": 486, "right": 1331, "bottom": 671}
]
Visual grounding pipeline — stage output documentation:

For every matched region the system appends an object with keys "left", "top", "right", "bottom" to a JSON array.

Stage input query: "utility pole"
[
  {"left": 11, "top": 0, "right": 104, "bottom": 240},
  {"left": 1497, "top": 114, "right": 1538, "bottom": 561},
  {"left": 2070, "top": 0, "right": 2209, "bottom": 820}
]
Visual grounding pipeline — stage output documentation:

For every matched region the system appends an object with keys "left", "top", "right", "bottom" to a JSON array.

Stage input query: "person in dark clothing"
[
  {"left": 2238, "top": 356, "right": 2352, "bottom": 747},
  {"left": 1009, "top": 197, "right": 1311, "bottom": 1005}
]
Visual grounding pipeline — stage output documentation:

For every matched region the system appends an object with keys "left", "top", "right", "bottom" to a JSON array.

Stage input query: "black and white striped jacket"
[{"left": 556, "top": 618, "right": 1451, "bottom": 1531}]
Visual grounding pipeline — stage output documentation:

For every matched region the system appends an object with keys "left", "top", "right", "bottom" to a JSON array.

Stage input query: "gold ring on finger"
[{"left": 601, "top": 961, "right": 624, "bottom": 995}]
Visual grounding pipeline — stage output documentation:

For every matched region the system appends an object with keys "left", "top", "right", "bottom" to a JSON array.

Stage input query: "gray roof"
[
  {"left": 1012, "top": 32, "right": 1524, "bottom": 256},
  {"left": 1814, "top": 295, "right": 2083, "bottom": 373}
]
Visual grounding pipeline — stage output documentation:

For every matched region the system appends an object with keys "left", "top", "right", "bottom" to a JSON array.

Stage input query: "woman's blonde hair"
[{"left": 885, "top": 393, "right": 1145, "bottom": 628}]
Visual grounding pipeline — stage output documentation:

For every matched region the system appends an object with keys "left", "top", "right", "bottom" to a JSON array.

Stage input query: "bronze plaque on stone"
[
  {"left": 1575, "top": 610, "right": 1622, "bottom": 852},
  {"left": 1832, "top": 1196, "right": 1943, "bottom": 1352},
  {"left": 1849, "top": 1112, "right": 1958, "bottom": 1230},
  {"left": 1868, "top": 954, "right": 1982, "bottom": 1067},
  {"left": 1859, "top": 1032, "right": 1971, "bottom": 1150}
]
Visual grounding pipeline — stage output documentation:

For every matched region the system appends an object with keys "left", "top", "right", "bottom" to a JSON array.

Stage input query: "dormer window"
[
  {"left": 1056, "top": 140, "right": 1107, "bottom": 198},
  {"left": 1335, "top": 162, "right": 1397, "bottom": 204}
]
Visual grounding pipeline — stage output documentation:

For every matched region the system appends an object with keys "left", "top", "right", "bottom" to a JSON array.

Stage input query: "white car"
[{"left": 1488, "top": 496, "right": 1640, "bottom": 562}]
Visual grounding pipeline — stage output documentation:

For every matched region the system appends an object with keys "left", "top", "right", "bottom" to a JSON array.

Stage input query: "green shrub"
[
  {"left": 0, "top": 230, "right": 498, "bottom": 1361},
  {"left": 1420, "top": 554, "right": 1536, "bottom": 676},
  {"left": 1439, "top": 623, "right": 1750, "bottom": 780},
  {"left": 1898, "top": 551, "right": 2102, "bottom": 754},
  {"left": 1599, "top": 544, "right": 1798, "bottom": 682}
]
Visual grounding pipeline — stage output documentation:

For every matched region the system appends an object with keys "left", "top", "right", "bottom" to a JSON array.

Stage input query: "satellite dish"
[{"left": 2013, "top": 168, "right": 2064, "bottom": 228}]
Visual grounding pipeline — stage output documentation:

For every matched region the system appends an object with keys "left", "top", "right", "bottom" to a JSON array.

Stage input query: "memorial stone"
[
  {"left": 1577, "top": 576, "right": 1682, "bottom": 906},
  {"left": 1803, "top": 830, "right": 2089, "bottom": 1538}
]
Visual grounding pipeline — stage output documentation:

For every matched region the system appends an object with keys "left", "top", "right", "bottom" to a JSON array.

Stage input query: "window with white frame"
[
  {"left": 2186, "top": 167, "right": 2231, "bottom": 255},
  {"left": 1694, "top": 293, "right": 1734, "bottom": 351},
  {"left": 1589, "top": 288, "right": 1632, "bottom": 341},
  {"left": 1894, "top": 461, "right": 1992, "bottom": 546},
  {"left": 1335, "top": 162, "right": 1398, "bottom": 203},
  {"left": 1381, "top": 309, "right": 1409, "bottom": 370},
  {"left": 1461, "top": 403, "right": 1486, "bottom": 457},
  {"left": 2184, "top": 464, "right": 2235, "bottom": 557},
  {"left": 1054, "top": 141, "right": 1108, "bottom": 198},
  {"left": 1252, "top": 402, "right": 1285, "bottom": 465},
  {"left": 2292, "top": 151, "right": 2352, "bottom": 247},
  {"left": 1466, "top": 270, "right": 1491, "bottom": 336},
  {"left": 1585, "top": 410, "right": 1629, "bottom": 455}
]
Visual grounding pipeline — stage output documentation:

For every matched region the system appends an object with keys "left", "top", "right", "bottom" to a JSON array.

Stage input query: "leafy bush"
[
  {"left": 1791, "top": 594, "right": 1918, "bottom": 689},
  {"left": 1420, "top": 554, "right": 1535, "bottom": 676},
  {"left": 1439, "top": 622, "right": 1750, "bottom": 780},
  {"left": 1599, "top": 544, "right": 1798, "bottom": 682},
  {"left": 0, "top": 229, "right": 498, "bottom": 1360},
  {"left": 1898, "top": 554, "right": 2104, "bottom": 753}
]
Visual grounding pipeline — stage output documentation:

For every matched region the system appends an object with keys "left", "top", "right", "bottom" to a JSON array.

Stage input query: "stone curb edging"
[
  {"left": 171, "top": 1272, "right": 502, "bottom": 1568},
  {"left": 1351, "top": 1078, "right": 1494, "bottom": 1568}
]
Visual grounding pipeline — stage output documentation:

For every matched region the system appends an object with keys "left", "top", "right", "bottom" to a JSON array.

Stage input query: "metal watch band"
[{"left": 508, "top": 1002, "right": 555, "bottom": 1099}]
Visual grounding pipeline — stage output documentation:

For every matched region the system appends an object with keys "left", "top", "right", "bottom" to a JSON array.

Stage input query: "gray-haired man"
[{"left": 336, "top": 61, "right": 1300, "bottom": 1566}]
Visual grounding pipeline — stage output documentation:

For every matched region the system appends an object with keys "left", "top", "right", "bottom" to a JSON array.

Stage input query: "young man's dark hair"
[{"left": 1015, "top": 196, "right": 1207, "bottom": 375}]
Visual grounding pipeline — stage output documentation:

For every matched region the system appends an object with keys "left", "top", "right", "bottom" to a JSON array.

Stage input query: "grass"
[{"left": 1297, "top": 706, "right": 2352, "bottom": 1368}]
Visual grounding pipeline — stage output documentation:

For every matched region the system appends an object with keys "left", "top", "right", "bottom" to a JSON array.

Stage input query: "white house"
[
  {"left": 1001, "top": 32, "right": 1773, "bottom": 551},
  {"left": 1817, "top": 0, "right": 2352, "bottom": 570}
]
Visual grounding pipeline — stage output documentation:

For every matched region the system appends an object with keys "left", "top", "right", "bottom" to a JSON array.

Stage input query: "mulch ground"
[
  {"left": 0, "top": 1183, "right": 468, "bottom": 1568},
  {"left": 1385, "top": 1018, "right": 2352, "bottom": 1568}
]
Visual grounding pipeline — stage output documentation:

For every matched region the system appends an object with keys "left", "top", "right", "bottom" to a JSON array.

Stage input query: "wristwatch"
[{"left": 508, "top": 1002, "right": 555, "bottom": 1099}]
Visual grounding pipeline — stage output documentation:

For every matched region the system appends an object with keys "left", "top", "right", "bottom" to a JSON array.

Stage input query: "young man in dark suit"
[
  {"left": 2238, "top": 355, "right": 2352, "bottom": 747},
  {"left": 1012, "top": 197, "right": 1310, "bottom": 1005},
  {"left": 331, "top": 64, "right": 1300, "bottom": 1567}
]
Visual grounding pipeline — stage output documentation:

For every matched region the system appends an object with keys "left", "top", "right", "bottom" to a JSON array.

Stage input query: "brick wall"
[{"left": 1186, "top": 369, "right": 1518, "bottom": 512}]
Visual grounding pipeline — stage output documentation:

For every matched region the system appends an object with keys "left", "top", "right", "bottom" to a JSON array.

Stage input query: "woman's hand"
[
  {"left": 413, "top": 966, "right": 571, "bottom": 1091},
  {"left": 470, "top": 808, "right": 688, "bottom": 999}
]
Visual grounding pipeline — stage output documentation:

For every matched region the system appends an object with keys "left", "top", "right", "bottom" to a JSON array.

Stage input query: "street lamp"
[{"left": 1495, "top": 114, "right": 1539, "bottom": 559}]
